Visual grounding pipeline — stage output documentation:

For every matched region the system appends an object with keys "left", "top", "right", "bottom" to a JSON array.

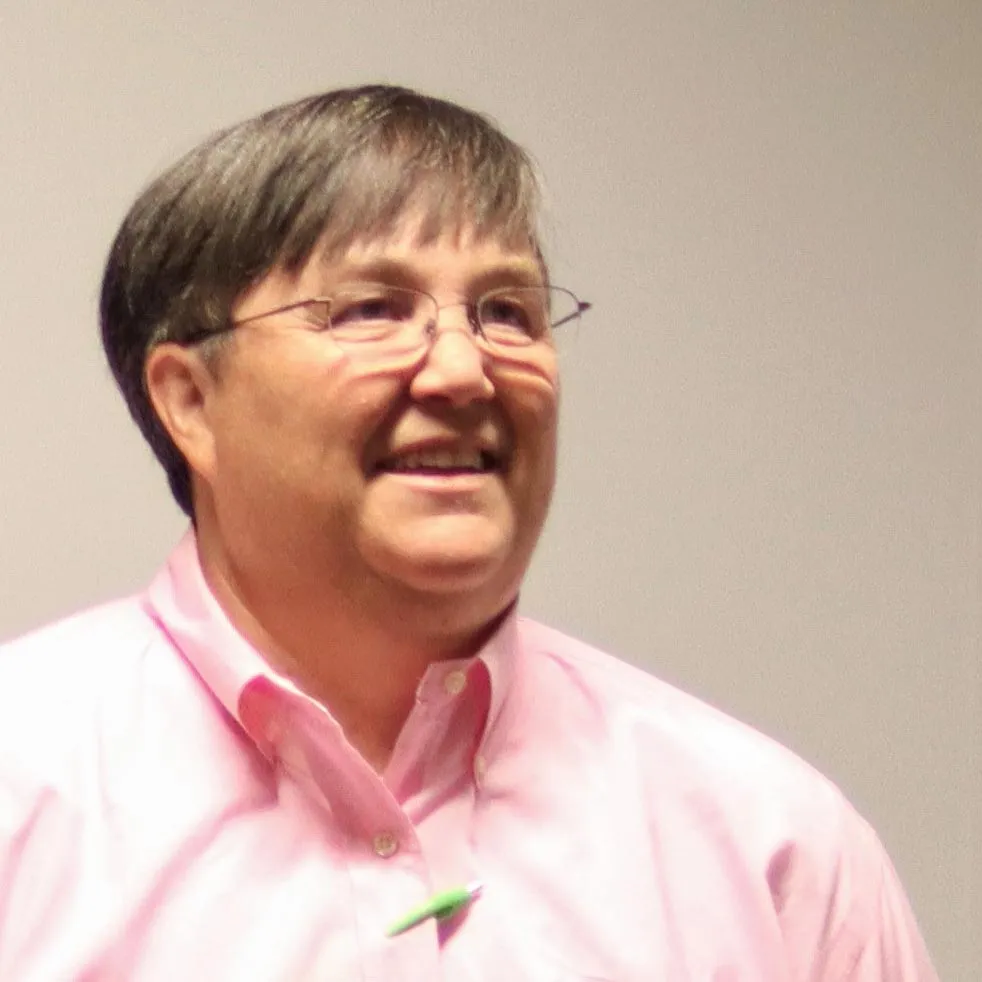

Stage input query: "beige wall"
[{"left": 0, "top": 2, "right": 977, "bottom": 977}]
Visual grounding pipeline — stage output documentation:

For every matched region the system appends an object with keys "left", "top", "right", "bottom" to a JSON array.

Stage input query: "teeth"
[{"left": 388, "top": 449, "right": 487, "bottom": 472}]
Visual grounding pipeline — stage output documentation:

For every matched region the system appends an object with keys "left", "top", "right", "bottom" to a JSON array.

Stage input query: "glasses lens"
[
  {"left": 318, "top": 284, "right": 584, "bottom": 358},
  {"left": 327, "top": 285, "right": 434, "bottom": 354},
  {"left": 478, "top": 287, "right": 583, "bottom": 348}
]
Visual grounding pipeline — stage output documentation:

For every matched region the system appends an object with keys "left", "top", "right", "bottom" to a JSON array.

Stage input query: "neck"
[{"left": 194, "top": 525, "right": 505, "bottom": 772}]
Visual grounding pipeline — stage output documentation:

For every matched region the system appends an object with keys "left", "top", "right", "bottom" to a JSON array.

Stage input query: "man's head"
[
  {"left": 100, "top": 85, "right": 579, "bottom": 643},
  {"left": 101, "top": 85, "right": 544, "bottom": 515}
]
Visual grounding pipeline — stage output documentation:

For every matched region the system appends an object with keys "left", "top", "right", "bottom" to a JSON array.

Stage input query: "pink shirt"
[{"left": 0, "top": 533, "right": 937, "bottom": 980}]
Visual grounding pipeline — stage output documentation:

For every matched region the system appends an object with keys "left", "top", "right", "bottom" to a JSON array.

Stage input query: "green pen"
[{"left": 385, "top": 881, "right": 484, "bottom": 937}]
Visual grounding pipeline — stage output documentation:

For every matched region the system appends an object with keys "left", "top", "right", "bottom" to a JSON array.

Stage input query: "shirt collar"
[{"left": 144, "top": 529, "right": 521, "bottom": 762}]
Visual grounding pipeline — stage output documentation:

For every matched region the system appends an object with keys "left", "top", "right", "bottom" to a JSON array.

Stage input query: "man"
[{"left": 0, "top": 85, "right": 936, "bottom": 979}]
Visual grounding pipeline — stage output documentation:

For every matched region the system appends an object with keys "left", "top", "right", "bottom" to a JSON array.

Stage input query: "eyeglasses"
[{"left": 179, "top": 283, "right": 590, "bottom": 357}]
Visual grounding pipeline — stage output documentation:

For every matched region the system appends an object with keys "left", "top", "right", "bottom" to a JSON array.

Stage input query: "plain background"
[{"left": 0, "top": 1, "right": 977, "bottom": 977}]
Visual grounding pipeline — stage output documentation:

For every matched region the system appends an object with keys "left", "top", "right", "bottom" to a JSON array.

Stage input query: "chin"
[
  {"left": 365, "top": 513, "right": 514, "bottom": 582},
  {"left": 383, "top": 548, "right": 511, "bottom": 596}
]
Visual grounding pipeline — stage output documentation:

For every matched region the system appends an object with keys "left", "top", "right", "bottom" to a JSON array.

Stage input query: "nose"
[{"left": 408, "top": 305, "right": 495, "bottom": 407}]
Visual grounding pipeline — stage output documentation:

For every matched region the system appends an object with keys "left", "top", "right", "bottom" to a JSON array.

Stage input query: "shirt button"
[
  {"left": 372, "top": 832, "right": 399, "bottom": 859},
  {"left": 444, "top": 670, "right": 467, "bottom": 696}
]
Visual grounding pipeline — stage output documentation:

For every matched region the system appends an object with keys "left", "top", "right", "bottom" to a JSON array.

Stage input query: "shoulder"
[
  {"left": 0, "top": 596, "right": 161, "bottom": 696},
  {"left": 0, "top": 597, "right": 190, "bottom": 795},
  {"left": 516, "top": 616, "right": 804, "bottom": 759},
  {"left": 514, "top": 616, "right": 853, "bottom": 829},
  {"left": 512, "top": 618, "right": 935, "bottom": 975}
]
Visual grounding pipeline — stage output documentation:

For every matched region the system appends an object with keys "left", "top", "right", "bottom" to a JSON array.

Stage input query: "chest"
[{"left": 51, "top": 756, "right": 789, "bottom": 981}]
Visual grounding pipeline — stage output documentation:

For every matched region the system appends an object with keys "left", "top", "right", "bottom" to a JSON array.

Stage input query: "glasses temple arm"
[{"left": 551, "top": 300, "right": 592, "bottom": 330}]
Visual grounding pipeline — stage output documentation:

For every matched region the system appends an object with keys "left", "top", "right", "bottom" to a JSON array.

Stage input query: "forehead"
[
  {"left": 338, "top": 238, "right": 540, "bottom": 280},
  {"left": 312, "top": 216, "right": 545, "bottom": 286},
  {"left": 235, "top": 221, "right": 545, "bottom": 318},
  {"left": 342, "top": 207, "right": 527, "bottom": 247}
]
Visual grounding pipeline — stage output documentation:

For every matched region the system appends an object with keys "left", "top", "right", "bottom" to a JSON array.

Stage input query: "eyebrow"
[
  {"left": 315, "top": 257, "right": 547, "bottom": 293},
  {"left": 469, "top": 261, "right": 547, "bottom": 291}
]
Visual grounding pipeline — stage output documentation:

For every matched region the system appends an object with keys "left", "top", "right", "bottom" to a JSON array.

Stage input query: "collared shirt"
[{"left": 0, "top": 533, "right": 937, "bottom": 980}]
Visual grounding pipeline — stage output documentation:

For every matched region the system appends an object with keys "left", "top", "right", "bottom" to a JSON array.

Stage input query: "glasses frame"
[{"left": 170, "top": 282, "right": 591, "bottom": 350}]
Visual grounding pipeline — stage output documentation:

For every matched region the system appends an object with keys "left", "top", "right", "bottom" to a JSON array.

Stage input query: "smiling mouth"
[{"left": 375, "top": 448, "right": 503, "bottom": 476}]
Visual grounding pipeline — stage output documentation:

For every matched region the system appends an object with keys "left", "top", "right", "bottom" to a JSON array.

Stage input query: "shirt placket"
[{"left": 276, "top": 698, "right": 447, "bottom": 982}]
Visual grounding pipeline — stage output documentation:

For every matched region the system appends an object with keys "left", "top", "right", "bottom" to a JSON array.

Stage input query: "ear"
[{"left": 144, "top": 344, "right": 220, "bottom": 482}]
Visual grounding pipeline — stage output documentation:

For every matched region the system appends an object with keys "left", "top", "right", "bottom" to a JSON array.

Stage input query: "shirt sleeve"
[
  {"left": 798, "top": 807, "right": 940, "bottom": 982},
  {"left": 0, "top": 775, "right": 84, "bottom": 979},
  {"left": 835, "top": 848, "right": 940, "bottom": 982}
]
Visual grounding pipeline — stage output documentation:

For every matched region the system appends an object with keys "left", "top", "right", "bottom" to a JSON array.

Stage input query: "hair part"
[{"left": 99, "top": 84, "right": 544, "bottom": 516}]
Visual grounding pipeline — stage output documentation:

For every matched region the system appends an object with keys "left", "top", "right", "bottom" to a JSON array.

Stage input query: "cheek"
[
  {"left": 220, "top": 373, "right": 411, "bottom": 518},
  {"left": 209, "top": 367, "right": 330, "bottom": 484},
  {"left": 495, "top": 361, "right": 560, "bottom": 451},
  {"left": 495, "top": 370, "right": 559, "bottom": 515},
  {"left": 224, "top": 346, "right": 374, "bottom": 438},
  {"left": 492, "top": 348, "right": 559, "bottom": 404}
]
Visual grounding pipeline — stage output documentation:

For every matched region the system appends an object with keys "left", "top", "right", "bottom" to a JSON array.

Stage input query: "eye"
[
  {"left": 330, "top": 287, "right": 416, "bottom": 326},
  {"left": 479, "top": 289, "right": 547, "bottom": 341},
  {"left": 482, "top": 297, "right": 528, "bottom": 327}
]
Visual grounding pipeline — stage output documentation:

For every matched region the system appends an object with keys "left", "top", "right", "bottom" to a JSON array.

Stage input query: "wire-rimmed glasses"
[{"left": 180, "top": 283, "right": 590, "bottom": 357}]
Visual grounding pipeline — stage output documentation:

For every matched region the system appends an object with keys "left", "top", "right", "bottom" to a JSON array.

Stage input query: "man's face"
[{"left": 191, "top": 221, "right": 559, "bottom": 628}]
